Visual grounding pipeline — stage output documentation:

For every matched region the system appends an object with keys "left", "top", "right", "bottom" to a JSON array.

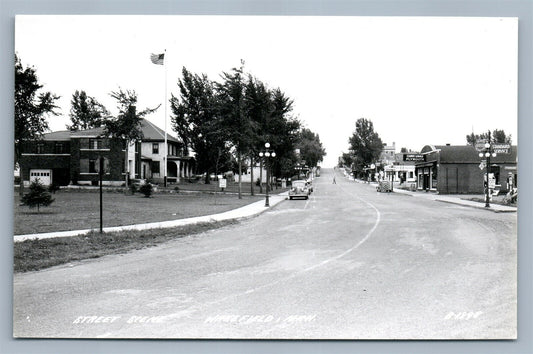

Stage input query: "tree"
[
  {"left": 216, "top": 62, "right": 255, "bottom": 198},
  {"left": 21, "top": 179, "right": 55, "bottom": 212},
  {"left": 297, "top": 128, "right": 326, "bottom": 168},
  {"left": 466, "top": 129, "right": 512, "bottom": 146},
  {"left": 266, "top": 88, "right": 301, "bottom": 179},
  {"left": 104, "top": 89, "right": 159, "bottom": 186},
  {"left": 348, "top": 118, "right": 384, "bottom": 175},
  {"left": 339, "top": 152, "right": 354, "bottom": 168},
  {"left": 14, "top": 54, "right": 60, "bottom": 196},
  {"left": 244, "top": 75, "right": 272, "bottom": 194},
  {"left": 170, "top": 67, "right": 231, "bottom": 184},
  {"left": 492, "top": 129, "right": 512, "bottom": 144},
  {"left": 67, "top": 90, "right": 109, "bottom": 131}
]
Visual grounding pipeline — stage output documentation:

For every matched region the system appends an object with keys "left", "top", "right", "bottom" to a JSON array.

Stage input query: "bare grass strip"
[{"left": 14, "top": 220, "right": 237, "bottom": 273}]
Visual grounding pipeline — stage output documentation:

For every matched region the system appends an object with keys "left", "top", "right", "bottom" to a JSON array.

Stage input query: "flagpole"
[{"left": 164, "top": 48, "right": 168, "bottom": 187}]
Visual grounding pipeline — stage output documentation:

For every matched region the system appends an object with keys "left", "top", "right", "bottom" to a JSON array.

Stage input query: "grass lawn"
[
  {"left": 14, "top": 189, "right": 265, "bottom": 235},
  {"left": 14, "top": 221, "right": 238, "bottom": 272},
  {"left": 13, "top": 180, "right": 289, "bottom": 272}
]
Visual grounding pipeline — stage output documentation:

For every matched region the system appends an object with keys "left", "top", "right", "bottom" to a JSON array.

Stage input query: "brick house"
[
  {"left": 18, "top": 119, "right": 195, "bottom": 186},
  {"left": 19, "top": 130, "right": 72, "bottom": 186}
]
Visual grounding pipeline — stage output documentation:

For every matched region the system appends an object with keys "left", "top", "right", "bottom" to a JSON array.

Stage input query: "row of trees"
[
  {"left": 170, "top": 64, "right": 326, "bottom": 188},
  {"left": 466, "top": 129, "right": 512, "bottom": 146},
  {"left": 14, "top": 55, "right": 326, "bottom": 197}
]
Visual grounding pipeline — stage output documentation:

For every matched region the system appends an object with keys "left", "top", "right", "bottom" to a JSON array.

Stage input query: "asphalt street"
[{"left": 13, "top": 168, "right": 517, "bottom": 339}]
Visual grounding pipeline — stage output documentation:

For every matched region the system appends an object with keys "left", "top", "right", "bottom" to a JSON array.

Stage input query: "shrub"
[
  {"left": 129, "top": 183, "right": 137, "bottom": 194},
  {"left": 174, "top": 186, "right": 180, "bottom": 193},
  {"left": 139, "top": 183, "right": 153, "bottom": 197},
  {"left": 21, "top": 179, "right": 55, "bottom": 212}
]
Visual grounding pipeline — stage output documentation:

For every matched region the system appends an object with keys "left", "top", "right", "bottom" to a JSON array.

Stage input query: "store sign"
[
  {"left": 403, "top": 154, "right": 425, "bottom": 162},
  {"left": 492, "top": 143, "right": 511, "bottom": 154},
  {"left": 475, "top": 140, "right": 488, "bottom": 152}
]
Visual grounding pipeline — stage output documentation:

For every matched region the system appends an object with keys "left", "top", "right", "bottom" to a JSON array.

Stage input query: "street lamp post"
[
  {"left": 478, "top": 133, "right": 497, "bottom": 208},
  {"left": 259, "top": 142, "right": 276, "bottom": 207}
]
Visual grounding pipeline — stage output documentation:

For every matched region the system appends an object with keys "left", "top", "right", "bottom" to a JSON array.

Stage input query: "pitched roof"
[
  {"left": 140, "top": 119, "right": 180, "bottom": 143},
  {"left": 67, "top": 119, "right": 180, "bottom": 142},
  {"left": 70, "top": 126, "right": 106, "bottom": 138},
  {"left": 41, "top": 130, "right": 71, "bottom": 141},
  {"left": 424, "top": 145, "right": 517, "bottom": 164}
]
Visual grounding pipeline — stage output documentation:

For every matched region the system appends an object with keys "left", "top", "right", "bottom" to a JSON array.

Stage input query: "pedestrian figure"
[{"left": 333, "top": 176, "right": 336, "bottom": 184}]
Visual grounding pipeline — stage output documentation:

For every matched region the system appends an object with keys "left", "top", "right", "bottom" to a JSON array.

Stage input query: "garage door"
[{"left": 29, "top": 169, "right": 52, "bottom": 186}]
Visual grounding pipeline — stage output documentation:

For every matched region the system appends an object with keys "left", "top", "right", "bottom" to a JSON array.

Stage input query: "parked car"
[{"left": 289, "top": 180, "right": 309, "bottom": 200}]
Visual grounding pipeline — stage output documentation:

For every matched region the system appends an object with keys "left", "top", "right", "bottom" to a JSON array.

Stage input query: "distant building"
[
  {"left": 384, "top": 153, "right": 417, "bottom": 185},
  {"left": 379, "top": 142, "right": 396, "bottom": 165},
  {"left": 414, "top": 144, "right": 517, "bottom": 194}
]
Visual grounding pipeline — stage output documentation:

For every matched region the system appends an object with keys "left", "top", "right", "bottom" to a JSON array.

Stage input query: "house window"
[
  {"left": 152, "top": 143, "right": 159, "bottom": 154},
  {"left": 36, "top": 143, "right": 45, "bottom": 154},
  {"left": 88, "top": 139, "right": 108, "bottom": 149},
  {"left": 89, "top": 159, "right": 97, "bottom": 173},
  {"left": 152, "top": 161, "right": 160, "bottom": 174},
  {"left": 54, "top": 143, "right": 64, "bottom": 154}
]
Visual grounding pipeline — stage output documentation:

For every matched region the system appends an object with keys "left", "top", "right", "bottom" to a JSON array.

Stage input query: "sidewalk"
[
  {"left": 14, "top": 193, "right": 289, "bottom": 243},
  {"left": 389, "top": 185, "right": 516, "bottom": 213},
  {"left": 347, "top": 177, "right": 516, "bottom": 213}
]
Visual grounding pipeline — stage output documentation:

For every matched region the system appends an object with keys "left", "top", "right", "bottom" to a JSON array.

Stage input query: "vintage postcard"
[{"left": 13, "top": 15, "right": 517, "bottom": 339}]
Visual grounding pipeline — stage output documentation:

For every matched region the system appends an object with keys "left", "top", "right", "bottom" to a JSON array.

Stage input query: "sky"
[{"left": 15, "top": 15, "right": 518, "bottom": 167}]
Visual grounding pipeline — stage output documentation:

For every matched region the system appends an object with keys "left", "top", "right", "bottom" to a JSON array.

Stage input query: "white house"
[{"left": 139, "top": 119, "right": 194, "bottom": 183}]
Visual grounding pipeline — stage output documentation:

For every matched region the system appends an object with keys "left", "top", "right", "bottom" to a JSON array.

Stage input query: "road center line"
[{"left": 161, "top": 177, "right": 382, "bottom": 321}]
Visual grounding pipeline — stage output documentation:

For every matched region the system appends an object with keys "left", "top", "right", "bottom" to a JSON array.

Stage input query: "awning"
[{"left": 415, "top": 162, "right": 436, "bottom": 168}]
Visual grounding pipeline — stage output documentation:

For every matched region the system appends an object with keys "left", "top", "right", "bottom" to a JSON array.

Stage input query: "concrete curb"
[
  {"left": 392, "top": 188, "right": 516, "bottom": 213},
  {"left": 14, "top": 193, "right": 288, "bottom": 243},
  {"left": 434, "top": 199, "right": 517, "bottom": 213}
]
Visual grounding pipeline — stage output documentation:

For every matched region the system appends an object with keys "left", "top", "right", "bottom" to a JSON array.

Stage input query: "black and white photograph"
[{"left": 12, "top": 15, "right": 518, "bottom": 340}]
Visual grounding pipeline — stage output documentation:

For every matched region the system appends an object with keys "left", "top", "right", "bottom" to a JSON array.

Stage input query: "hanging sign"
[
  {"left": 475, "top": 140, "right": 488, "bottom": 152},
  {"left": 403, "top": 154, "right": 425, "bottom": 162},
  {"left": 492, "top": 143, "right": 511, "bottom": 154}
]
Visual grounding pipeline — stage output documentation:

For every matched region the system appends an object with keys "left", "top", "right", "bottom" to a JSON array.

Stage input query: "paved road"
[{"left": 13, "top": 168, "right": 516, "bottom": 339}]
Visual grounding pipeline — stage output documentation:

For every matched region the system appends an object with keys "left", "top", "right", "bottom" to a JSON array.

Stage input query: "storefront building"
[{"left": 415, "top": 144, "right": 517, "bottom": 194}]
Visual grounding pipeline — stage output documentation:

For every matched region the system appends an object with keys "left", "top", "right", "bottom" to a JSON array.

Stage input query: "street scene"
[
  {"left": 13, "top": 168, "right": 516, "bottom": 339},
  {"left": 13, "top": 15, "right": 518, "bottom": 340}
]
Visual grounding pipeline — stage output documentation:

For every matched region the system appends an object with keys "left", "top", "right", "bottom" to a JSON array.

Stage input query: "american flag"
[{"left": 150, "top": 53, "right": 164, "bottom": 65}]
